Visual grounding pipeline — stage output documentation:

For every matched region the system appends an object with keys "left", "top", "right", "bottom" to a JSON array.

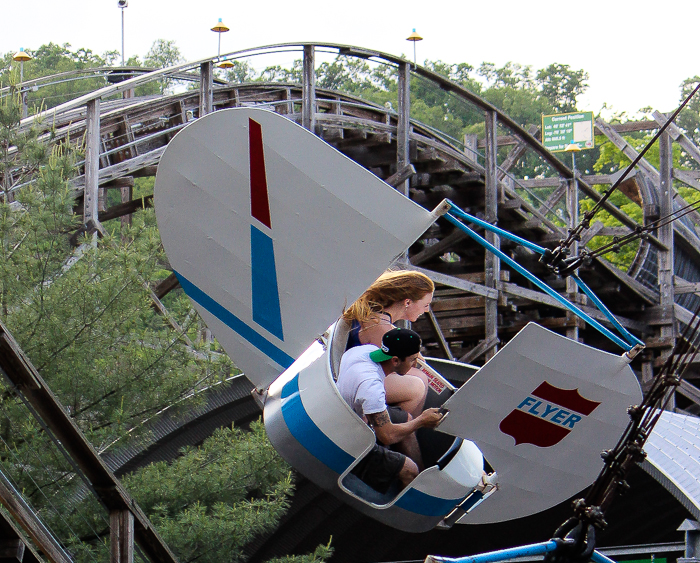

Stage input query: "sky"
[{"left": 2, "top": 0, "right": 698, "bottom": 118}]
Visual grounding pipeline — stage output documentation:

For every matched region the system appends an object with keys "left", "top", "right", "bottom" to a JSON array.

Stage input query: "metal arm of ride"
[
  {"left": 441, "top": 201, "right": 644, "bottom": 352},
  {"left": 424, "top": 539, "right": 617, "bottom": 563}
]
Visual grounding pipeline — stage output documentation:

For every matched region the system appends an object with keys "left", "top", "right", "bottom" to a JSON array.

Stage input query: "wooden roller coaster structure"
[{"left": 6, "top": 43, "right": 700, "bottom": 406}]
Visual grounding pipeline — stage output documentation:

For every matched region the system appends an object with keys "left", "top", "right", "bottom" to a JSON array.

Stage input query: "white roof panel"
[{"left": 644, "top": 410, "right": 700, "bottom": 519}]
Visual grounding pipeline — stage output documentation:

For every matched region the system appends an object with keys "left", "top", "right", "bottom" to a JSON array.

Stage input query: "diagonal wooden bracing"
[
  {"left": 6, "top": 43, "right": 700, "bottom": 416},
  {"left": 0, "top": 321, "right": 179, "bottom": 563}
]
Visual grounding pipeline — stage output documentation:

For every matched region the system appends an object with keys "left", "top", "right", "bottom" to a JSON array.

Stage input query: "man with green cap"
[{"left": 337, "top": 327, "right": 444, "bottom": 493}]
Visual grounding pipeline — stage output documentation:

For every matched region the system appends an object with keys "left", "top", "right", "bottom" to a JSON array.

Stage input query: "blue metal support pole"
[
  {"left": 427, "top": 540, "right": 559, "bottom": 563},
  {"left": 573, "top": 275, "right": 644, "bottom": 348},
  {"left": 446, "top": 202, "right": 547, "bottom": 256},
  {"left": 443, "top": 213, "right": 635, "bottom": 351},
  {"left": 591, "top": 550, "right": 618, "bottom": 563},
  {"left": 443, "top": 201, "right": 646, "bottom": 351}
]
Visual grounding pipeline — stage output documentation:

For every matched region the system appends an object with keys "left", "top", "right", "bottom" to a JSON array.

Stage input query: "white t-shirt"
[{"left": 336, "top": 345, "right": 387, "bottom": 418}]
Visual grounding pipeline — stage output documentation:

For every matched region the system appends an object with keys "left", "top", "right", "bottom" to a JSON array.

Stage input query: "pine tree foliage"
[
  {"left": 122, "top": 424, "right": 301, "bottom": 563},
  {"left": 0, "top": 83, "right": 329, "bottom": 563}
]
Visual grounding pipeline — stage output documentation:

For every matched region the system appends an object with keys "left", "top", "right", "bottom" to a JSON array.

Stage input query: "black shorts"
[
  {"left": 351, "top": 406, "right": 409, "bottom": 494},
  {"left": 351, "top": 444, "right": 405, "bottom": 494},
  {"left": 387, "top": 405, "right": 409, "bottom": 425}
]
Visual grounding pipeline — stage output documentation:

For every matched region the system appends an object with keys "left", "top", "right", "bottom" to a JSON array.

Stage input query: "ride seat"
[{"left": 329, "top": 318, "right": 352, "bottom": 382}]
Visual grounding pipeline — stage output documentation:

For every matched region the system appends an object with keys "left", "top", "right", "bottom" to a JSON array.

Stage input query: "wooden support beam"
[
  {"left": 385, "top": 164, "right": 415, "bottom": 188},
  {"left": 463, "top": 133, "right": 478, "bottom": 165},
  {"left": 0, "top": 510, "right": 44, "bottom": 562},
  {"left": 484, "top": 110, "right": 499, "bottom": 360},
  {"left": 579, "top": 221, "right": 606, "bottom": 247},
  {"left": 0, "top": 469, "right": 71, "bottom": 563},
  {"left": 677, "top": 380, "right": 700, "bottom": 409},
  {"left": 132, "top": 165, "right": 158, "bottom": 178},
  {"left": 497, "top": 124, "right": 539, "bottom": 180},
  {"left": 671, "top": 170, "right": 700, "bottom": 231},
  {"left": 110, "top": 510, "right": 134, "bottom": 563},
  {"left": 595, "top": 118, "right": 661, "bottom": 184},
  {"left": 652, "top": 110, "right": 700, "bottom": 167},
  {"left": 0, "top": 538, "right": 25, "bottom": 562},
  {"left": 410, "top": 230, "right": 469, "bottom": 266},
  {"left": 147, "top": 283, "right": 194, "bottom": 347},
  {"left": 566, "top": 171, "right": 579, "bottom": 341},
  {"left": 500, "top": 281, "right": 648, "bottom": 333},
  {"left": 459, "top": 336, "right": 499, "bottom": 364},
  {"left": 84, "top": 99, "right": 100, "bottom": 231},
  {"left": 0, "top": 322, "right": 179, "bottom": 563},
  {"left": 658, "top": 132, "right": 676, "bottom": 377},
  {"left": 98, "top": 195, "right": 153, "bottom": 223},
  {"left": 199, "top": 61, "right": 213, "bottom": 117},
  {"left": 536, "top": 180, "right": 567, "bottom": 218},
  {"left": 673, "top": 303, "right": 700, "bottom": 334},
  {"left": 120, "top": 181, "right": 133, "bottom": 230},
  {"left": 397, "top": 62, "right": 411, "bottom": 199},
  {"left": 594, "top": 254, "right": 659, "bottom": 304},
  {"left": 675, "top": 278, "right": 700, "bottom": 295},
  {"left": 102, "top": 177, "right": 135, "bottom": 189},
  {"left": 403, "top": 264, "right": 498, "bottom": 299},
  {"left": 427, "top": 308, "right": 454, "bottom": 361},
  {"left": 154, "top": 272, "right": 180, "bottom": 300},
  {"left": 302, "top": 46, "right": 316, "bottom": 132}
]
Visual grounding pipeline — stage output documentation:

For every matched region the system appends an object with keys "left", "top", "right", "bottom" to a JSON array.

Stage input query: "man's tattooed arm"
[{"left": 367, "top": 410, "right": 390, "bottom": 429}]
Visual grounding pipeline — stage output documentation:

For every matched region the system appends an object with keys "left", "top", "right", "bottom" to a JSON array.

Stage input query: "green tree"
[
  {"left": 121, "top": 424, "right": 314, "bottom": 563},
  {"left": 143, "top": 39, "right": 184, "bottom": 94},
  {"left": 0, "top": 43, "right": 112, "bottom": 111},
  {"left": 224, "top": 61, "right": 258, "bottom": 84},
  {"left": 677, "top": 76, "right": 700, "bottom": 168},
  {"left": 536, "top": 63, "right": 589, "bottom": 113},
  {"left": 0, "top": 85, "right": 328, "bottom": 563}
]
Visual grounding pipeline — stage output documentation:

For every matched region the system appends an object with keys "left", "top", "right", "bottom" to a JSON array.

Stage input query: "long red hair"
[{"left": 343, "top": 270, "right": 434, "bottom": 323}]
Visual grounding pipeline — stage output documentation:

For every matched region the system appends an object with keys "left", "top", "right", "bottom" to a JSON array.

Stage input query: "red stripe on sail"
[
  {"left": 531, "top": 381, "right": 600, "bottom": 415},
  {"left": 249, "top": 118, "right": 272, "bottom": 229}
]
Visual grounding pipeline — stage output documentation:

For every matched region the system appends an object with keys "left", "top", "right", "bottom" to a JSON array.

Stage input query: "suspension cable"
[
  {"left": 443, "top": 201, "right": 644, "bottom": 351},
  {"left": 544, "top": 305, "right": 700, "bottom": 563},
  {"left": 542, "top": 80, "right": 700, "bottom": 272},
  {"left": 557, "top": 197, "right": 700, "bottom": 272}
]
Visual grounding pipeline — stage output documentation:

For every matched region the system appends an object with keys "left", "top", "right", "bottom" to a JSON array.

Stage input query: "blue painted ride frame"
[
  {"left": 426, "top": 540, "right": 616, "bottom": 563},
  {"left": 444, "top": 202, "right": 644, "bottom": 352}
]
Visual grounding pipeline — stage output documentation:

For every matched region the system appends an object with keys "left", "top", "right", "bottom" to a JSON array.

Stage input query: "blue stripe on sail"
[
  {"left": 250, "top": 225, "right": 284, "bottom": 340},
  {"left": 174, "top": 271, "right": 294, "bottom": 369}
]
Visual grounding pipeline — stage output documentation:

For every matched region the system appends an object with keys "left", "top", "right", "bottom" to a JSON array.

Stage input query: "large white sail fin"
[
  {"left": 155, "top": 108, "right": 435, "bottom": 390},
  {"left": 437, "top": 322, "right": 642, "bottom": 524}
]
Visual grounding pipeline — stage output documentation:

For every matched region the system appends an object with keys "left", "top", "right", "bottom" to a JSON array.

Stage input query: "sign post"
[{"left": 542, "top": 111, "right": 594, "bottom": 152}]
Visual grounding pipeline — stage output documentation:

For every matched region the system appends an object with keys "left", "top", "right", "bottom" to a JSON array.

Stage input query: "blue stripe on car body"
[{"left": 280, "top": 376, "right": 464, "bottom": 517}]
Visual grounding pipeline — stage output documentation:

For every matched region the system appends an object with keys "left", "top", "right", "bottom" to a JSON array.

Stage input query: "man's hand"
[
  {"left": 367, "top": 407, "right": 444, "bottom": 446},
  {"left": 416, "top": 407, "right": 443, "bottom": 429}
]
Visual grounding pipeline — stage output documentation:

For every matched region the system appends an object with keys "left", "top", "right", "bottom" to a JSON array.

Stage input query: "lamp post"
[
  {"left": 564, "top": 142, "right": 581, "bottom": 340},
  {"left": 13, "top": 48, "right": 32, "bottom": 118},
  {"left": 117, "top": 0, "right": 128, "bottom": 66},
  {"left": 565, "top": 142, "right": 581, "bottom": 179},
  {"left": 406, "top": 28, "right": 423, "bottom": 68},
  {"left": 211, "top": 18, "right": 230, "bottom": 59}
]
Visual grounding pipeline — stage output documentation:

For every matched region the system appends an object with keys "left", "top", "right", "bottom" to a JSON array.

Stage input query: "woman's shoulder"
[{"left": 359, "top": 318, "right": 393, "bottom": 346}]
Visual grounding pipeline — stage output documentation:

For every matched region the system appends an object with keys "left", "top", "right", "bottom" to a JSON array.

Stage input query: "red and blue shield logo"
[{"left": 499, "top": 381, "right": 600, "bottom": 448}]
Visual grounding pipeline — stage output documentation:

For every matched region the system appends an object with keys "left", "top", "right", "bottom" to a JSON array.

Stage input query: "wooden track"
[{"left": 6, "top": 42, "right": 700, "bottom": 414}]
